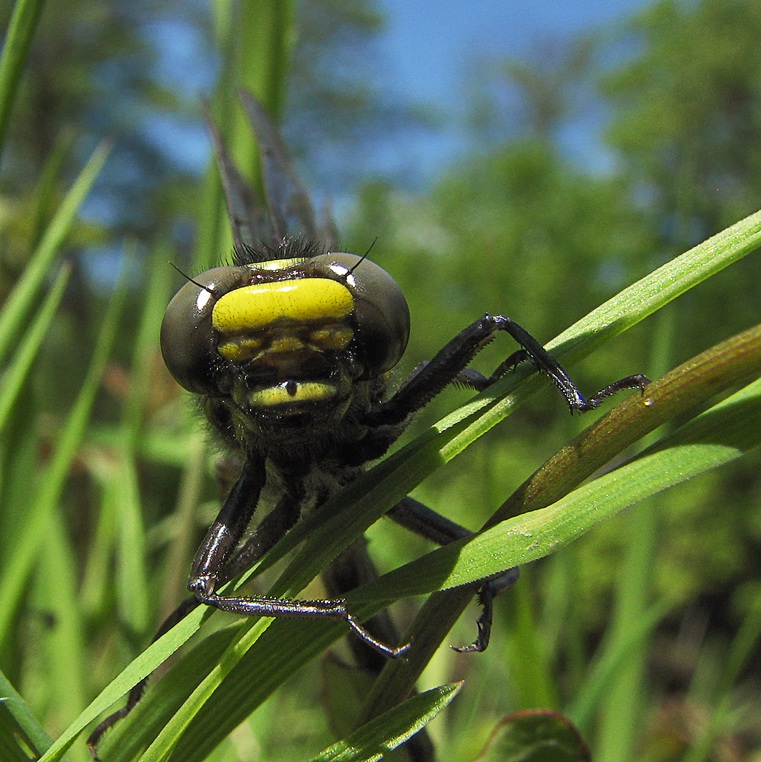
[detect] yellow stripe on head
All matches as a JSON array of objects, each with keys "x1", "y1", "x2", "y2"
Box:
[{"x1": 212, "y1": 278, "x2": 354, "y2": 334}]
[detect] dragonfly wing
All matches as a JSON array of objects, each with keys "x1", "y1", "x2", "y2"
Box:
[
  {"x1": 239, "y1": 89, "x2": 320, "y2": 243},
  {"x1": 318, "y1": 197, "x2": 340, "y2": 252},
  {"x1": 205, "y1": 104, "x2": 273, "y2": 251}
]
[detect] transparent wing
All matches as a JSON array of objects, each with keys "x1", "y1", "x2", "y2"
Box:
[
  {"x1": 239, "y1": 90, "x2": 323, "y2": 245},
  {"x1": 207, "y1": 91, "x2": 339, "y2": 256},
  {"x1": 204, "y1": 103, "x2": 272, "y2": 251}
]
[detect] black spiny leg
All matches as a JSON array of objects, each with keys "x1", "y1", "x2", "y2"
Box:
[
  {"x1": 187, "y1": 459, "x2": 408, "y2": 658},
  {"x1": 388, "y1": 496, "x2": 520, "y2": 653},
  {"x1": 368, "y1": 314, "x2": 649, "y2": 427},
  {"x1": 88, "y1": 456, "x2": 409, "y2": 757}
]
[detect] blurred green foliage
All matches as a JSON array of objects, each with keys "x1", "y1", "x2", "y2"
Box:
[{"x1": 0, "y1": 0, "x2": 760, "y2": 760}]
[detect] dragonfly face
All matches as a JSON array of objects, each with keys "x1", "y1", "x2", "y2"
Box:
[{"x1": 161, "y1": 245, "x2": 411, "y2": 448}]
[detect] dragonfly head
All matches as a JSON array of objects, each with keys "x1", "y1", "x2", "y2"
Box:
[{"x1": 160, "y1": 247, "x2": 410, "y2": 428}]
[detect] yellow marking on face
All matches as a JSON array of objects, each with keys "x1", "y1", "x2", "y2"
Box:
[
  {"x1": 212, "y1": 278, "x2": 354, "y2": 335},
  {"x1": 218, "y1": 336, "x2": 263, "y2": 361},
  {"x1": 249, "y1": 381, "x2": 337, "y2": 407},
  {"x1": 309, "y1": 326, "x2": 354, "y2": 350}
]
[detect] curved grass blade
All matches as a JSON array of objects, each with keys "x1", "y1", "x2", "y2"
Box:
[
  {"x1": 354, "y1": 328, "x2": 761, "y2": 601},
  {"x1": 0, "y1": 668, "x2": 52, "y2": 759},
  {"x1": 310, "y1": 683, "x2": 462, "y2": 762},
  {"x1": 357, "y1": 322, "x2": 761, "y2": 723}
]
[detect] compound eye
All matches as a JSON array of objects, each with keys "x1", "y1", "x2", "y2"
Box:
[
  {"x1": 316, "y1": 253, "x2": 411, "y2": 374},
  {"x1": 160, "y1": 266, "x2": 244, "y2": 394}
]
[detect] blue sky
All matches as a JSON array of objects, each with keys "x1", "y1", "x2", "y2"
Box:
[
  {"x1": 379, "y1": 0, "x2": 646, "y2": 102},
  {"x1": 142, "y1": 1, "x2": 652, "y2": 190},
  {"x1": 368, "y1": 0, "x2": 649, "y2": 182}
]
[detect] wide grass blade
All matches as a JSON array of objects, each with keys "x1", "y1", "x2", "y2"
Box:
[
  {"x1": 356, "y1": 353, "x2": 761, "y2": 600},
  {"x1": 35, "y1": 507, "x2": 89, "y2": 756},
  {"x1": 356, "y1": 320, "x2": 761, "y2": 723}
]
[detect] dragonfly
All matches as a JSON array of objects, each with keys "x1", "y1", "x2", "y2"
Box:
[{"x1": 88, "y1": 90, "x2": 649, "y2": 756}]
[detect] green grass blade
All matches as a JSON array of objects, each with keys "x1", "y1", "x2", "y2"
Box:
[
  {"x1": 435, "y1": 204, "x2": 761, "y2": 467},
  {"x1": 0, "y1": 264, "x2": 127, "y2": 645},
  {"x1": 356, "y1": 322, "x2": 761, "y2": 723},
  {"x1": 548, "y1": 206, "x2": 761, "y2": 355},
  {"x1": 92, "y1": 615, "x2": 339, "y2": 761},
  {"x1": 567, "y1": 600, "x2": 672, "y2": 731},
  {"x1": 357, "y1": 372, "x2": 761, "y2": 603},
  {"x1": 122, "y1": 243, "x2": 174, "y2": 449},
  {"x1": 195, "y1": 0, "x2": 296, "y2": 272},
  {"x1": 110, "y1": 246, "x2": 175, "y2": 633},
  {"x1": 357, "y1": 368, "x2": 761, "y2": 730},
  {"x1": 0, "y1": 264, "x2": 70, "y2": 432},
  {"x1": 0, "y1": 0, "x2": 46, "y2": 157},
  {"x1": 27, "y1": 130, "x2": 77, "y2": 247},
  {"x1": 0, "y1": 140, "x2": 110, "y2": 365},
  {"x1": 138, "y1": 620, "x2": 285, "y2": 762},
  {"x1": 112, "y1": 450, "x2": 149, "y2": 633},
  {"x1": 310, "y1": 683, "x2": 462, "y2": 762},
  {"x1": 225, "y1": 0, "x2": 295, "y2": 181},
  {"x1": 0, "y1": 669, "x2": 52, "y2": 758},
  {"x1": 38, "y1": 610, "x2": 208, "y2": 762},
  {"x1": 594, "y1": 307, "x2": 679, "y2": 761},
  {"x1": 0, "y1": 708, "x2": 38, "y2": 760},
  {"x1": 239, "y1": 0, "x2": 295, "y2": 109},
  {"x1": 504, "y1": 571, "x2": 558, "y2": 709},
  {"x1": 36, "y1": 508, "x2": 89, "y2": 757}
]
